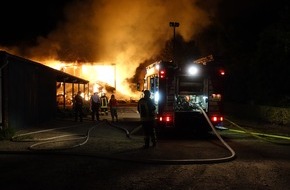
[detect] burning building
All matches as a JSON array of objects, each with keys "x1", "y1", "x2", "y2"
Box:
[{"x1": 0, "y1": 0, "x2": 214, "y2": 131}]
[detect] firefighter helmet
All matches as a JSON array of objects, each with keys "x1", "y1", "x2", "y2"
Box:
[{"x1": 144, "y1": 90, "x2": 150, "y2": 97}]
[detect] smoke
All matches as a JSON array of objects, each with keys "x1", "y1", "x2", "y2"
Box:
[
  {"x1": 1, "y1": 0, "x2": 215, "y2": 98},
  {"x1": 25, "y1": 0, "x2": 211, "y2": 61}
]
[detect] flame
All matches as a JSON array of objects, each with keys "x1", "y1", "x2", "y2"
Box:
[
  {"x1": 1, "y1": 0, "x2": 213, "y2": 102},
  {"x1": 43, "y1": 59, "x2": 141, "y2": 100}
]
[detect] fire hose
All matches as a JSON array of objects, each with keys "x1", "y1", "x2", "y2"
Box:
[
  {"x1": 107, "y1": 104, "x2": 237, "y2": 164},
  {"x1": 8, "y1": 117, "x2": 235, "y2": 164},
  {"x1": 225, "y1": 119, "x2": 290, "y2": 145},
  {"x1": 7, "y1": 109, "x2": 290, "y2": 164},
  {"x1": 11, "y1": 122, "x2": 101, "y2": 151}
]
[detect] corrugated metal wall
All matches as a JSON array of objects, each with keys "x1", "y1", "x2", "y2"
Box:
[
  {"x1": 6, "y1": 55, "x2": 56, "y2": 128},
  {"x1": 0, "y1": 51, "x2": 88, "y2": 129}
]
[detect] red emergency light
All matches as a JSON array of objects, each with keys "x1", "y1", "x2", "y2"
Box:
[
  {"x1": 210, "y1": 116, "x2": 224, "y2": 122},
  {"x1": 159, "y1": 115, "x2": 172, "y2": 122},
  {"x1": 219, "y1": 69, "x2": 225, "y2": 76},
  {"x1": 160, "y1": 70, "x2": 165, "y2": 79}
]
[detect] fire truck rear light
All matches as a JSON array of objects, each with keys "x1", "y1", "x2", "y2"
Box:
[
  {"x1": 211, "y1": 116, "x2": 223, "y2": 122},
  {"x1": 159, "y1": 115, "x2": 172, "y2": 122},
  {"x1": 219, "y1": 69, "x2": 225, "y2": 75},
  {"x1": 165, "y1": 116, "x2": 171, "y2": 122},
  {"x1": 160, "y1": 70, "x2": 165, "y2": 78},
  {"x1": 211, "y1": 94, "x2": 221, "y2": 101}
]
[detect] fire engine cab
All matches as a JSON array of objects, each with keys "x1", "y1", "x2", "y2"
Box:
[{"x1": 142, "y1": 55, "x2": 225, "y2": 133}]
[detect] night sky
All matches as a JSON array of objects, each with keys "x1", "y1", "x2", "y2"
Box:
[
  {"x1": 0, "y1": 0, "x2": 287, "y2": 64},
  {"x1": 0, "y1": 0, "x2": 284, "y2": 47},
  {"x1": 0, "y1": 0, "x2": 71, "y2": 45}
]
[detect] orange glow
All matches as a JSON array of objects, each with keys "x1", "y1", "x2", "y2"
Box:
[
  {"x1": 42, "y1": 59, "x2": 141, "y2": 100},
  {"x1": 0, "y1": 0, "x2": 214, "y2": 102}
]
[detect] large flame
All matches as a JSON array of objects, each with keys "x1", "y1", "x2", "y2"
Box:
[
  {"x1": 0, "y1": 0, "x2": 213, "y2": 100},
  {"x1": 43, "y1": 59, "x2": 140, "y2": 100}
]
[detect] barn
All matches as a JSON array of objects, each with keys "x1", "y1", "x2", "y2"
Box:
[{"x1": 0, "y1": 51, "x2": 89, "y2": 130}]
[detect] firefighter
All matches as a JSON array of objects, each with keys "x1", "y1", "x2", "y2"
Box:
[
  {"x1": 100, "y1": 93, "x2": 109, "y2": 115},
  {"x1": 90, "y1": 92, "x2": 100, "y2": 121},
  {"x1": 137, "y1": 90, "x2": 157, "y2": 148},
  {"x1": 73, "y1": 91, "x2": 83, "y2": 122},
  {"x1": 108, "y1": 94, "x2": 118, "y2": 122}
]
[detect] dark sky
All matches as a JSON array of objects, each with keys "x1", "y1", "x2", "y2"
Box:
[
  {"x1": 0, "y1": 0, "x2": 72, "y2": 45},
  {"x1": 0, "y1": 0, "x2": 284, "y2": 45},
  {"x1": 0, "y1": 0, "x2": 287, "y2": 58}
]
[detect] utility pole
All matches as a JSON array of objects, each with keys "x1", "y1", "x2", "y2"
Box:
[{"x1": 169, "y1": 22, "x2": 180, "y2": 65}]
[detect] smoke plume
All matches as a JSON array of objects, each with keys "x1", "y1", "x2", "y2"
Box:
[
  {"x1": 2, "y1": 0, "x2": 216, "y2": 98},
  {"x1": 29, "y1": 0, "x2": 211, "y2": 61}
]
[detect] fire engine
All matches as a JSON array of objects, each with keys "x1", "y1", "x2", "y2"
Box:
[{"x1": 142, "y1": 55, "x2": 225, "y2": 133}]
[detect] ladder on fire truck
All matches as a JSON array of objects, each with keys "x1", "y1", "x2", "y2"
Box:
[{"x1": 193, "y1": 54, "x2": 214, "y2": 65}]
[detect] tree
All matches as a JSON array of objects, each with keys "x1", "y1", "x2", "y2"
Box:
[{"x1": 251, "y1": 5, "x2": 290, "y2": 106}]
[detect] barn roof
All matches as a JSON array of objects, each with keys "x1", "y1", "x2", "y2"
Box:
[{"x1": 0, "y1": 51, "x2": 89, "y2": 84}]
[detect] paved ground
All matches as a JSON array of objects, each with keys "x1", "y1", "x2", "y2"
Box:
[
  {"x1": 1, "y1": 108, "x2": 290, "y2": 190},
  {"x1": 1, "y1": 108, "x2": 290, "y2": 163}
]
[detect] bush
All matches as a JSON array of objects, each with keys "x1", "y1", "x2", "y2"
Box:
[
  {"x1": 259, "y1": 106, "x2": 290, "y2": 125},
  {"x1": 0, "y1": 127, "x2": 15, "y2": 140},
  {"x1": 225, "y1": 102, "x2": 290, "y2": 126}
]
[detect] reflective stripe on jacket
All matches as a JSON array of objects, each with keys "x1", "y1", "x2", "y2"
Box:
[{"x1": 100, "y1": 96, "x2": 108, "y2": 108}]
